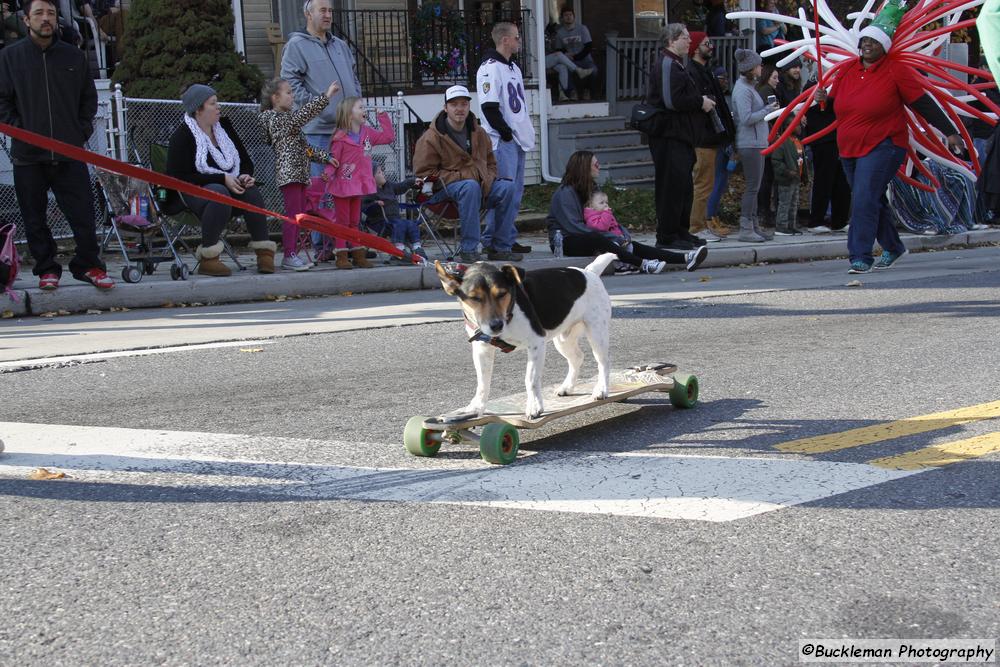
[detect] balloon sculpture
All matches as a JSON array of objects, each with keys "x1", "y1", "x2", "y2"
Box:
[{"x1": 727, "y1": 0, "x2": 1000, "y2": 191}]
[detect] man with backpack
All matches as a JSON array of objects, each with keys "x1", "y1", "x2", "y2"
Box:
[{"x1": 0, "y1": 0, "x2": 113, "y2": 290}]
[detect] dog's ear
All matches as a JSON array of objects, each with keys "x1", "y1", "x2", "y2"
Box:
[
  {"x1": 435, "y1": 260, "x2": 464, "y2": 296},
  {"x1": 501, "y1": 264, "x2": 525, "y2": 288}
]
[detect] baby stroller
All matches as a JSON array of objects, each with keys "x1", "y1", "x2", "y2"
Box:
[{"x1": 95, "y1": 167, "x2": 190, "y2": 282}]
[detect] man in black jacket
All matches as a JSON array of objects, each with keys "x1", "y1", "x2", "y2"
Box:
[
  {"x1": 0, "y1": 0, "x2": 112, "y2": 290},
  {"x1": 686, "y1": 32, "x2": 736, "y2": 241},
  {"x1": 646, "y1": 23, "x2": 716, "y2": 250}
]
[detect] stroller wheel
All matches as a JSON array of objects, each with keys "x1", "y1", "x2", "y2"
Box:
[
  {"x1": 170, "y1": 264, "x2": 191, "y2": 281},
  {"x1": 122, "y1": 266, "x2": 142, "y2": 284}
]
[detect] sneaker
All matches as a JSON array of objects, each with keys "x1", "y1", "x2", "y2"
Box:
[
  {"x1": 834, "y1": 225, "x2": 849, "y2": 233},
  {"x1": 576, "y1": 67, "x2": 595, "y2": 79},
  {"x1": 641, "y1": 258, "x2": 666, "y2": 274},
  {"x1": 80, "y1": 268, "x2": 114, "y2": 290},
  {"x1": 680, "y1": 231, "x2": 707, "y2": 246},
  {"x1": 695, "y1": 229, "x2": 723, "y2": 243},
  {"x1": 656, "y1": 238, "x2": 696, "y2": 251},
  {"x1": 412, "y1": 246, "x2": 429, "y2": 260},
  {"x1": 38, "y1": 273, "x2": 60, "y2": 290},
  {"x1": 457, "y1": 250, "x2": 483, "y2": 263},
  {"x1": 685, "y1": 245, "x2": 708, "y2": 271},
  {"x1": 486, "y1": 249, "x2": 523, "y2": 262},
  {"x1": 613, "y1": 261, "x2": 640, "y2": 274},
  {"x1": 774, "y1": 228, "x2": 795, "y2": 236},
  {"x1": 809, "y1": 225, "x2": 832, "y2": 234},
  {"x1": 557, "y1": 89, "x2": 569, "y2": 103},
  {"x1": 847, "y1": 261, "x2": 872, "y2": 274},
  {"x1": 281, "y1": 254, "x2": 312, "y2": 271},
  {"x1": 873, "y1": 248, "x2": 908, "y2": 270},
  {"x1": 511, "y1": 242, "x2": 532, "y2": 253}
]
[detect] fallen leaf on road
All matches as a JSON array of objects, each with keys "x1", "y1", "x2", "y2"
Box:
[
  {"x1": 109, "y1": 307, "x2": 130, "y2": 312},
  {"x1": 1, "y1": 310, "x2": 13, "y2": 319},
  {"x1": 57, "y1": 310, "x2": 70, "y2": 316},
  {"x1": 39, "y1": 311, "x2": 57, "y2": 318},
  {"x1": 86, "y1": 309, "x2": 102, "y2": 315},
  {"x1": 698, "y1": 276, "x2": 711, "y2": 283},
  {"x1": 189, "y1": 302, "x2": 204, "y2": 307},
  {"x1": 240, "y1": 348, "x2": 264, "y2": 353},
  {"x1": 340, "y1": 291, "x2": 353, "y2": 297},
  {"x1": 29, "y1": 468, "x2": 66, "y2": 480},
  {"x1": 161, "y1": 302, "x2": 175, "y2": 308},
  {"x1": 846, "y1": 280, "x2": 863, "y2": 287}
]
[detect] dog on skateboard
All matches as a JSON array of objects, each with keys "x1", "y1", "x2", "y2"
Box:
[{"x1": 435, "y1": 252, "x2": 617, "y2": 420}]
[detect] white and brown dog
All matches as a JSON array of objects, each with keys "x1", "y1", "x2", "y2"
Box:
[{"x1": 436, "y1": 253, "x2": 617, "y2": 419}]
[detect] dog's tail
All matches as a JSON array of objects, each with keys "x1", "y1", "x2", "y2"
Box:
[{"x1": 584, "y1": 252, "x2": 618, "y2": 276}]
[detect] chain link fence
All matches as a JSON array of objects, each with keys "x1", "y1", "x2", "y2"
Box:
[
  {"x1": 3, "y1": 90, "x2": 406, "y2": 243},
  {"x1": 1, "y1": 97, "x2": 111, "y2": 244}
]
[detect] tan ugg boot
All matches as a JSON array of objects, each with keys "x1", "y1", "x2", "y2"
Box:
[
  {"x1": 195, "y1": 241, "x2": 231, "y2": 277},
  {"x1": 249, "y1": 240, "x2": 277, "y2": 274},
  {"x1": 350, "y1": 247, "x2": 373, "y2": 268},
  {"x1": 335, "y1": 249, "x2": 353, "y2": 270}
]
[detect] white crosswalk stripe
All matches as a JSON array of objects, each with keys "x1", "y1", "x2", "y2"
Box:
[{"x1": 0, "y1": 422, "x2": 918, "y2": 522}]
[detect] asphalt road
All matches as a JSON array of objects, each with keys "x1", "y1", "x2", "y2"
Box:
[{"x1": 2, "y1": 249, "x2": 999, "y2": 665}]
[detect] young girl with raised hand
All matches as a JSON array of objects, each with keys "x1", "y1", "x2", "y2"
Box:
[
  {"x1": 259, "y1": 77, "x2": 341, "y2": 271},
  {"x1": 325, "y1": 97, "x2": 395, "y2": 269}
]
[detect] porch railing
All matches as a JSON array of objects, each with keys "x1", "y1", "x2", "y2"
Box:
[
  {"x1": 331, "y1": 8, "x2": 535, "y2": 94},
  {"x1": 606, "y1": 33, "x2": 751, "y2": 112}
]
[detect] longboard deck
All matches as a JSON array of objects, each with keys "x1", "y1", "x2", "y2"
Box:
[{"x1": 425, "y1": 364, "x2": 678, "y2": 430}]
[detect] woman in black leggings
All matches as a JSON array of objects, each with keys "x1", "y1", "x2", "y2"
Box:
[{"x1": 546, "y1": 151, "x2": 707, "y2": 273}]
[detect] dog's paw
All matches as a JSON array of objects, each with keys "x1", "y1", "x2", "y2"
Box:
[
  {"x1": 461, "y1": 401, "x2": 485, "y2": 418},
  {"x1": 591, "y1": 387, "x2": 609, "y2": 401},
  {"x1": 525, "y1": 395, "x2": 544, "y2": 420}
]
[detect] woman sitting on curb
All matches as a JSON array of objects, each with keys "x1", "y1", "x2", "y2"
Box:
[
  {"x1": 165, "y1": 84, "x2": 276, "y2": 277},
  {"x1": 546, "y1": 151, "x2": 707, "y2": 273}
]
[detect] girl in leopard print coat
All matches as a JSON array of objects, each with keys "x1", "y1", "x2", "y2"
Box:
[{"x1": 260, "y1": 78, "x2": 341, "y2": 270}]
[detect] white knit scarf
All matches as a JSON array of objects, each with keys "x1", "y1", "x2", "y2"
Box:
[{"x1": 184, "y1": 115, "x2": 241, "y2": 177}]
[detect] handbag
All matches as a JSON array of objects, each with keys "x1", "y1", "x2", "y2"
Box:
[{"x1": 629, "y1": 103, "x2": 665, "y2": 135}]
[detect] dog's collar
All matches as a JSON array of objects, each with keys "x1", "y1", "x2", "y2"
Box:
[{"x1": 464, "y1": 315, "x2": 516, "y2": 353}]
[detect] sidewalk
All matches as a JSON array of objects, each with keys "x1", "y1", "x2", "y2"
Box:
[{"x1": 4, "y1": 221, "x2": 1000, "y2": 317}]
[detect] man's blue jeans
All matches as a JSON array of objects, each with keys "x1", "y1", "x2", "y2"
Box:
[
  {"x1": 841, "y1": 138, "x2": 906, "y2": 265},
  {"x1": 430, "y1": 178, "x2": 514, "y2": 253},
  {"x1": 306, "y1": 132, "x2": 332, "y2": 249},
  {"x1": 481, "y1": 139, "x2": 524, "y2": 251},
  {"x1": 707, "y1": 145, "x2": 730, "y2": 219}
]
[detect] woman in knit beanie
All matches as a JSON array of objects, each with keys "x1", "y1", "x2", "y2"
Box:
[{"x1": 729, "y1": 49, "x2": 776, "y2": 242}]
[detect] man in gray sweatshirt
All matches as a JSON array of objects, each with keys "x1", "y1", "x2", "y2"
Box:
[{"x1": 279, "y1": 0, "x2": 362, "y2": 175}]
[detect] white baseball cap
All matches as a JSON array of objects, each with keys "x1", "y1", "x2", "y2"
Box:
[{"x1": 445, "y1": 85, "x2": 472, "y2": 102}]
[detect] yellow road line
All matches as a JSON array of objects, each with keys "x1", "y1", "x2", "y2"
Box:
[
  {"x1": 775, "y1": 400, "x2": 1000, "y2": 454},
  {"x1": 869, "y1": 431, "x2": 1000, "y2": 470}
]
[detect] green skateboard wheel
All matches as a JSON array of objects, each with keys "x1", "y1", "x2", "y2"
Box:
[
  {"x1": 479, "y1": 423, "x2": 520, "y2": 465},
  {"x1": 669, "y1": 374, "x2": 699, "y2": 409},
  {"x1": 403, "y1": 415, "x2": 442, "y2": 457}
]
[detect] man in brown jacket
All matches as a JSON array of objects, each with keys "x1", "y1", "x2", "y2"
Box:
[{"x1": 412, "y1": 85, "x2": 518, "y2": 262}]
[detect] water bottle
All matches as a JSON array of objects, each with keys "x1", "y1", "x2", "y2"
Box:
[
  {"x1": 552, "y1": 229, "x2": 564, "y2": 258},
  {"x1": 139, "y1": 194, "x2": 149, "y2": 221}
]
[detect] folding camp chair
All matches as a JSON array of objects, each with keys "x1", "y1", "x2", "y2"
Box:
[
  {"x1": 148, "y1": 143, "x2": 246, "y2": 271},
  {"x1": 403, "y1": 178, "x2": 491, "y2": 260},
  {"x1": 95, "y1": 168, "x2": 190, "y2": 282}
]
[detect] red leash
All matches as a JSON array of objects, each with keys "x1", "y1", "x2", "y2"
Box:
[{"x1": 0, "y1": 122, "x2": 414, "y2": 262}]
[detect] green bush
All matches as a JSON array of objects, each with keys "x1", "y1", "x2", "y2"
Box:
[{"x1": 113, "y1": 0, "x2": 263, "y2": 102}]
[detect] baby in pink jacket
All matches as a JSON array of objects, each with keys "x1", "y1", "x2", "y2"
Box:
[
  {"x1": 321, "y1": 96, "x2": 395, "y2": 268},
  {"x1": 583, "y1": 192, "x2": 625, "y2": 236}
]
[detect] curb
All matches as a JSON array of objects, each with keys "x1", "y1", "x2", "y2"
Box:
[{"x1": 8, "y1": 230, "x2": 1000, "y2": 317}]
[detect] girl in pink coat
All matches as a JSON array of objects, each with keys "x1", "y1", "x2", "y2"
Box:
[{"x1": 324, "y1": 97, "x2": 395, "y2": 269}]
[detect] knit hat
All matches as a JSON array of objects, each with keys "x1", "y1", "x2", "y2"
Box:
[
  {"x1": 181, "y1": 84, "x2": 216, "y2": 115},
  {"x1": 735, "y1": 48, "x2": 762, "y2": 73},
  {"x1": 688, "y1": 31, "x2": 707, "y2": 57},
  {"x1": 858, "y1": 0, "x2": 907, "y2": 52}
]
